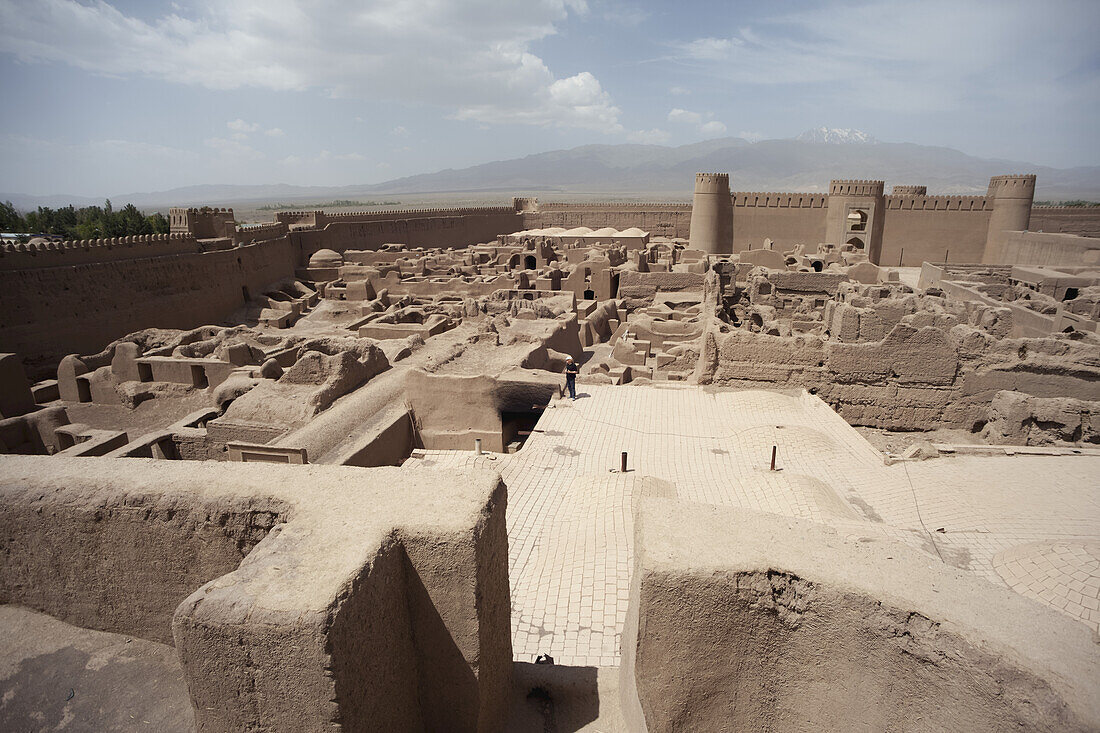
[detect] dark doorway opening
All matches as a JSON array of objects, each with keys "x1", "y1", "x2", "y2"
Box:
[
  {"x1": 501, "y1": 409, "x2": 544, "y2": 453},
  {"x1": 525, "y1": 255, "x2": 537, "y2": 269},
  {"x1": 190, "y1": 365, "x2": 209, "y2": 389},
  {"x1": 1063, "y1": 287, "x2": 1079, "y2": 301},
  {"x1": 583, "y1": 289, "x2": 595, "y2": 300},
  {"x1": 811, "y1": 260, "x2": 823, "y2": 272}
]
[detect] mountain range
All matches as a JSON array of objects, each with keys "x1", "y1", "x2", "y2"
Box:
[{"x1": 5, "y1": 129, "x2": 1099, "y2": 210}]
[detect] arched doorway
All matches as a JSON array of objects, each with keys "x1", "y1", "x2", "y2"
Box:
[
  {"x1": 846, "y1": 237, "x2": 864, "y2": 249},
  {"x1": 525, "y1": 255, "x2": 537, "y2": 270}
]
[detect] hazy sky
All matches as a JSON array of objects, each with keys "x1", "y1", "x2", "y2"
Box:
[{"x1": 1, "y1": 0, "x2": 1098, "y2": 196}]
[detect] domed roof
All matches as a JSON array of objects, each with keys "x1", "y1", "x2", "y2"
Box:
[
  {"x1": 589, "y1": 227, "x2": 618, "y2": 237},
  {"x1": 561, "y1": 227, "x2": 593, "y2": 236},
  {"x1": 309, "y1": 248, "x2": 343, "y2": 267}
]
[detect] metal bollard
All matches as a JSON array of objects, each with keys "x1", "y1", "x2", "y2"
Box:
[
  {"x1": 475, "y1": 438, "x2": 482, "y2": 455},
  {"x1": 621, "y1": 451, "x2": 628, "y2": 473},
  {"x1": 770, "y1": 445, "x2": 777, "y2": 471}
]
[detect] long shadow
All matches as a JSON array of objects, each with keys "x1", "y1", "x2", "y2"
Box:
[{"x1": 507, "y1": 662, "x2": 601, "y2": 733}]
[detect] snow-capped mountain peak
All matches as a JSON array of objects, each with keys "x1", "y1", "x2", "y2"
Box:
[{"x1": 796, "y1": 127, "x2": 878, "y2": 144}]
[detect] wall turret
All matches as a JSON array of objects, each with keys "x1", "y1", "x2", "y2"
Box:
[
  {"x1": 983, "y1": 174, "x2": 1036, "y2": 263},
  {"x1": 826, "y1": 180, "x2": 885, "y2": 262},
  {"x1": 688, "y1": 173, "x2": 733, "y2": 254}
]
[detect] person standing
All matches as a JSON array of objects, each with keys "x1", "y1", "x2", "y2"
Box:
[{"x1": 564, "y1": 355, "x2": 579, "y2": 400}]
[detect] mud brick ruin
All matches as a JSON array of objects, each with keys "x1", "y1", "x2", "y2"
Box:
[{"x1": 1, "y1": 173, "x2": 1098, "y2": 731}]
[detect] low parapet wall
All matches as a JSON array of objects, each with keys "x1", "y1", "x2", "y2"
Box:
[
  {"x1": 290, "y1": 208, "x2": 522, "y2": 260},
  {"x1": 0, "y1": 235, "x2": 300, "y2": 378},
  {"x1": 0, "y1": 456, "x2": 512, "y2": 732},
  {"x1": 1030, "y1": 206, "x2": 1100, "y2": 238},
  {"x1": 0, "y1": 233, "x2": 200, "y2": 271},
  {"x1": 621, "y1": 499, "x2": 1100, "y2": 732},
  {"x1": 988, "y1": 230, "x2": 1100, "y2": 267}
]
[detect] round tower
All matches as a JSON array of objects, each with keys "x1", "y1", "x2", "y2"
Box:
[
  {"x1": 689, "y1": 173, "x2": 733, "y2": 254},
  {"x1": 982, "y1": 174, "x2": 1036, "y2": 263}
]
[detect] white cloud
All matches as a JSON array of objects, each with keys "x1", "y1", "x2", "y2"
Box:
[
  {"x1": 671, "y1": 0, "x2": 1100, "y2": 114},
  {"x1": 204, "y1": 136, "x2": 264, "y2": 159},
  {"x1": 669, "y1": 86, "x2": 690, "y2": 96},
  {"x1": 227, "y1": 118, "x2": 260, "y2": 133},
  {"x1": 0, "y1": 0, "x2": 626, "y2": 133},
  {"x1": 668, "y1": 108, "x2": 726, "y2": 138},
  {"x1": 391, "y1": 126, "x2": 409, "y2": 136},
  {"x1": 281, "y1": 150, "x2": 364, "y2": 165},
  {"x1": 681, "y1": 37, "x2": 736, "y2": 61},
  {"x1": 667, "y1": 108, "x2": 702, "y2": 125},
  {"x1": 627, "y1": 128, "x2": 670, "y2": 144},
  {"x1": 226, "y1": 119, "x2": 283, "y2": 139}
]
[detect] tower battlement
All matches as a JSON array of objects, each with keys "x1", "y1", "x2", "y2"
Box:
[
  {"x1": 694, "y1": 173, "x2": 731, "y2": 195},
  {"x1": 987, "y1": 174, "x2": 1037, "y2": 198},
  {"x1": 829, "y1": 180, "x2": 885, "y2": 197}
]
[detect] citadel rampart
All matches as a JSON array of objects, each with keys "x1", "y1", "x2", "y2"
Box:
[
  {"x1": 519, "y1": 202, "x2": 693, "y2": 239},
  {"x1": 288, "y1": 207, "x2": 520, "y2": 262},
  {"x1": 1, "y1": 174, "x2": 1096, "y2": 379},
  {"x1": 0, "y1": 235, "x2": 299, "y2": 376}
]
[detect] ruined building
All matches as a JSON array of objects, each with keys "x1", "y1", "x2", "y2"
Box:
[{"x1": 0, "y1": 172, "x2": 1097, "y2": 731}]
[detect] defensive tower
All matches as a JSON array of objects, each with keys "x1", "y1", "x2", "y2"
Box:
[
  {"x1": 982, "y1": 174, "x2": 1037, "y2": 263},
  {"x1": 689, "y1": 173, "x2": 733, "y2": 254},
  {"x1": 825, "y1": 180, "x2": 885, "y2": 262}
]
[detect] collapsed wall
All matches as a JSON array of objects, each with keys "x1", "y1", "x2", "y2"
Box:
[{"x1": 697, "y1": 269, "x2": 1100, "y2": 432}]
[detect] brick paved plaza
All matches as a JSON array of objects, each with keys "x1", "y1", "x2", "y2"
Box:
[{"x1": 407, "y1": 385, "x2": 1100, "y2": 666}]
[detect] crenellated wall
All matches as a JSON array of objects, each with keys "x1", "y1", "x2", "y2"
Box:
[
  {"x1": 0, "y1": 236, "x2": 300, "y2": 377},
  {"x1": 520, "y1": 203, "x2": 693, "y2": 239},
  {"x1": 1029, "y1": 207, "x2": 1100, "y2": 238},
  {"x1": 732, "y1": 193, "x2": 828, "y2": 251},
  {"x1": 0, "y1": 233, "x2": 200, "y2": 271},
  {"x1": 291, "y1": 208, "x2": 521, "y2": 261},
  {"x1": 879, "y1": 196, "x2": 993, "y2": 266}
]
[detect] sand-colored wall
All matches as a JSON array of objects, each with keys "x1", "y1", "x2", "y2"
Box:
[
  {"x1": 522, "y1": 204, "x2": 693, "y2": 239},
  {"x1": 0, "y1": 456, "x2": 513, "y2": 732},
  {"x1": 0, "y1": 236, "x2": 299, "y2": 377},
  {"x1": 292, "y1": 208, "x2": 521, "y2": 261},
  {"x1": 879, "y1": 201, "x2": 992, "y2": 266},
  {"x1": 732, "y1": 195, "x2": 828, "y2": 251},
  {"x1": 0, "y1": 478, "x2": 287, "y2": 645},
  {"x1": 1029, "y1": 207, "x2": 1100, "y2": 237},
  {"x1": 987, "y1": 231, "x2": 1100, "y2": 267},
  {"x1": 621, "y1": 499, "x2": 1100, "y2": 732}
]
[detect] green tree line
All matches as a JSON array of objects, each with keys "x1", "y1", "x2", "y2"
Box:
[{"x1": 0, "y1": 200, "x2": 170, "y2": 241}]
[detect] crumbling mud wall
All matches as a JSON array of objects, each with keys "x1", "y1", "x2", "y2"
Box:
[
  {"x1": 0, "y1": 236, "x2": 299, "y2": 377},
  {"x1": 0, "y1": 456, "x2": 513, "y2": 733},
  {"x1": 620, "y1": 499, "x2": 1100, "y2": 732},
  {"x1": 291, "y1": 208, "x2": 521, "y2": 261},
  {"x1": 405, "y1": 368, "x2": 561, "y2": 452},
  {"x1": 0, "y1": 477, "x2": 288, "y2": 644},
  {"x1": 1029, "y1": 206, "x2": 1100, "y2": 238}
]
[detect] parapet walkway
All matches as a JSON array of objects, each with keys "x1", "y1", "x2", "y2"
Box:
[{"x1": 407, "y1": 384, "x2": 1100, "y2": 667}]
